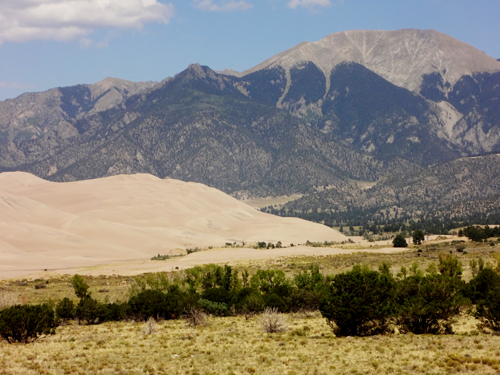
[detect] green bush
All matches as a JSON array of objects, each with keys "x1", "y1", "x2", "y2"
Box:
[
  {"x1": 72, "y1": 275, "x2": 91, "y2": 299},
  {"x1": 394, "y1": 274, "x2": 469, "y2": 334},
  {"x1": 101, "y1": 302, "x2": 129, "y2": 322},
  {"x1": 392, "y1": 233, "x2": 408, "y2": 248},
  {"x1": 198, "y1": 298, "x2": 228, "y2": 316},
  {"x1": 438, "y1": 253, "x2": 463, "y2": 279},
  {"x1": 475, "y1": 286, "x2": 500, "y2": 332},
  {"x1": 56, "y1": 297, "x2": 75, "y2": 321},
  {"x1": 75, "y1": 296, "x2": 103, "y2": 325},
  {"x1": 128, "y1": 290, "x2": 167, "y2": 321},
  {"x1": 464, "y1": 268, "x2": 500, "y2": 303},
  {"x1": 413, "y1": 230, "x2": 425, "y2": 245},
  {"x1": 232, "y1": 288, "x2": 265, "y2": 314},
  {"x1": 264, "y1": 293, "x2": 287, "y2": 312},
  {"x1": 0, "y1": 304, "x2": 58, "y2": 343},
  {"x1": 319, "y1": 266, "x2": 395, "y2": 336}
]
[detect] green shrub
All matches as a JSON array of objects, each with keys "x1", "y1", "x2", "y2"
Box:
[
  {"x1": 413, "y1": 230, "x2": 425, "y2": 245},
  {"x1": 128, "y1": 290, "x2": 167, "y2": 321},
  {"x1": 75, "y1": 296, "x2": 103, "y2": 325},
  {"x1": 56, "y1": 297, "x2": 75, "y2": 321},
  {"x1": 0, "y1": 304, "x2": 58, "y2": 343},
  {"x1": 232, "y1": 288, "x2": 265, "y2": 314},
  {"x1": 438, "y1": 253, "x2": 463, "y2": 279},
  {"x1": 319, "y1": 266, "x2": 394, "y2": 336},
  {"x1": 201, "y1": 287, "x2": 232, "y2": 304},
  {"x1": 72, "y1": 275, "x2": 91, "y2": 299},
  {"x1": 393, "y1": 234, "x2": 408, "y2": 248},
  {"x1": 198, "y1": 298, "x2": 228, "y2": 316},
  {"x1": 264, "y1": 293, "x2": 287, "y2": 312},
  {"x1": 475, "y1": 286, "x2": 500, "y2": 332},
  {"x1": 394, "y1": 274, "x2": 469, "y2": 334},
  {"x1": 465, "y1": 268, "x2": 500, "y2": 303},
  {"x1": 101, "y1": 302, "x2": 129, "y2": 322}
]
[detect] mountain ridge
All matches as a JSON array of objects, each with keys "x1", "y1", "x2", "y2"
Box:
[
  {"x1": 1, "y1": 29, "x2": 500, "y2": 224},
  {"x1": 226, "y1": 29, "x2": 500, "y2": 93}
]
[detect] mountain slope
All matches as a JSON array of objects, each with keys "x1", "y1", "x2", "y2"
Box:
[
  {"x1": 1, "y1": 64, "x2": 415, "y2": 197},
  {"x1": 270, "y1": 153, "x2": 500, "y2": 224},
  {"x1": 0, "y1": 77, "x2": 158, "y2": 147},
  {"x1": 227, "y1": 29, "x2": 500, "y2": 157},
  {"x1": 230, "y1": 29, "x2": 500, "y2": 93},
  {"x1": 0, "y1": 29, "x2": 499, "y2": 211}
]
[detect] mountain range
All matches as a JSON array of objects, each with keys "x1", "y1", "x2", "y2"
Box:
[{"x1": 1, "y1": 29, "x2": 500, "y2": 224}]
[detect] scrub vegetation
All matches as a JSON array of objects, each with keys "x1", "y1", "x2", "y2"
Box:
[{"x1": 1, "y1": 239, "x2": 500, "y2": 374}]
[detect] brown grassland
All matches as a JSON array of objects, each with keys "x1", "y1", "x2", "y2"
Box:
[{"x1": 1, "y1": 240, "x2": 500, "y2": 375}]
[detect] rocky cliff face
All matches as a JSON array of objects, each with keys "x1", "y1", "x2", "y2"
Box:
[{"x1": 225, "y1": 29, "x2": 500, "y2": 156}]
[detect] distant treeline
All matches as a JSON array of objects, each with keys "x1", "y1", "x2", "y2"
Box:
[
  {"x1": 261, "y1": 206, "x2": 500, "y2": 235},
  {"x1": 2, "y1": 252, "x2": 500, "y2": 342}
]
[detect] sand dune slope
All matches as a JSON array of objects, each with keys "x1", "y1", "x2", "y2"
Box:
[{"x1": 0, "y1": 172, "x2": 346, "y2": 277}]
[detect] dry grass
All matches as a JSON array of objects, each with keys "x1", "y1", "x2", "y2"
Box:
[
  {"x1": 0, "y1": 241, "x2": 500, "y2": 374},
  {"x1": 0, "y1": 289, "x2": 19, "y2": 310},
  {"x1": 259, "y1": 307, "x2": 288, "y2": 333},
  {"x1": 0, "y1": 274, "x2": 135, "y2": 307},
  {"x1": 141, "y1": 317, "x2": 158, "y2": 335},
  {"x1": 2, "y1": 314, "x2": 500, "y2": 374},
  {"x1": 236, "y1": 241, "x2": 499, "y2": 281},
  {"x1": 185, "y1": 308, "x2": 209, "y2": 327}
]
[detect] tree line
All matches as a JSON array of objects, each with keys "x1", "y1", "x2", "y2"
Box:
[{"x1": 2, "y1": 254, "x2": 500, "y2": 343}]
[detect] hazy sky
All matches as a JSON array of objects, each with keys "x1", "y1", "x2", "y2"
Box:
[{"x1": 1, "y1": 0, "x2": 499, "y2": 100}]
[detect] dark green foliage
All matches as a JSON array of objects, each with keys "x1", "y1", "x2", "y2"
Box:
[
  {"x1": 75, "y1": 296, "x2": 103, "y2": 325},
  {"x1": 183, "y1": 264, "x2": 234, "y2": 293},
  {"x1": 56, "y1": 297, "x2": 75, "y2": 321},
  {"x1": 393, "y1": 233, "x2": 408, "y2": 248},
  {"x1": 250, "y1": 269, "x2": 292, "y2": 296},
  {"x1": 264, "y1": 294, "x2": 287, "y2": 312},
  {"x1": 232, "y1": 287, "x2": 265, "y2": 314},
  {"x1": 201, "y1": 287, "x2": 232, "y2": 304},
  {"x1": 319, "y1": 266, "x2": 394, "y2": 336},
  {"x1": 197, "y1": 299, "x2": 228, "y2": 316},
  {"x1": 464, "y1": 268, "x2": 500, "y2": 304},
  {"x1": 463, "y1": 225, "x2": 500, "y2": 242},
  {"x1": 72, "y1": 274, "x2": 91, "y2": 299},
  {"x1": 290, "y1": 264, "x2": 327, "y2": 311},
  {"x1": 394, "y1": 274, "x2": 469, "y2": 334},
  {"x1": 100, "y1": 303, "x2": 129, "y2": 322},
  {"x1": 128, "y1": 290, "x2": 167, "y2": 321},
  {"x1": 413, "y1": 230, "x2": 425, "y2": 245},
  {"x1": 475, "y1": 286, "x2": 500, "y2": 332},
  {"x1": 128, "y1": 286, "x2": 193, "y2": 321},
  {"x1": 0, "y1": 304, "x2": 58, "y2": 343}
]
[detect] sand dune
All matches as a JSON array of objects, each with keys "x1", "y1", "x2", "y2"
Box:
[{"x1": 0, "y1": 172, "x2": 346, "y2": 278}]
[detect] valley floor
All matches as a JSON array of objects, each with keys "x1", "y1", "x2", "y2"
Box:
[{"x1": 1, "y1": 314, "x2": 500, "y2": 375}]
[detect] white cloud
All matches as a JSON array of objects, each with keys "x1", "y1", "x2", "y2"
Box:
[
  {"x1": 192, "y1": 0, "x2": 253, "y2": 12},
  {"x1": 287, "y1": 0, "x2": 332, "y2": 9},
  {"x1": 0, "y1": 0, "x2": 175, "y2": 44}
]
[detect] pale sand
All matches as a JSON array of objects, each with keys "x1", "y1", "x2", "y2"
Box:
[
  {"x1": 43, "y1": 246, "x2": 407, "y2": 279},
  {"x1": 0, "y1": 172, "x2": 353, "y2": 279}
]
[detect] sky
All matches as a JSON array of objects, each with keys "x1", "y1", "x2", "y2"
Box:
[{"x1": 1, "y1": 0, "x2": 499, "y2": 101}]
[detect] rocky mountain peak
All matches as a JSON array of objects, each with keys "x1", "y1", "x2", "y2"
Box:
[{"x1": 233, "y1": 29, "x2": 500, "y2": 93}]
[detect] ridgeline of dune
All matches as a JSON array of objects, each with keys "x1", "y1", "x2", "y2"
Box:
[{"x1": 0, "y1": 172, "x2": 346, "y2": 277}]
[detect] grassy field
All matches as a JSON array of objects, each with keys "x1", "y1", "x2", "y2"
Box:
[
  {"x1": 1, "y1": 240, "x2": 500, "y2": 375},
  {"x1": 1, "y1": 313, "x2": 500, "y2": 375}
]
